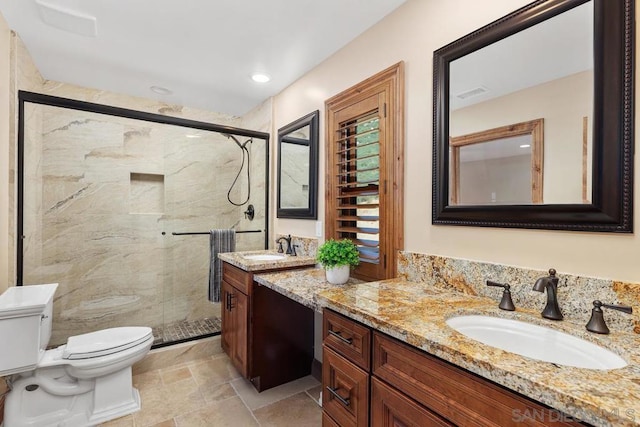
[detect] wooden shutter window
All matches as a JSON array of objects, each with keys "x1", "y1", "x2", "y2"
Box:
[
  {"x1": 325, "y1": 62, "x2": 404, "y2": 282},
  {"x1": 335, "y1": 112, "x2": 381, "y2": 266}
]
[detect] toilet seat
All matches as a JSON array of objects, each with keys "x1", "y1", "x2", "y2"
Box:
[{"x1": 63, "y1": 327, "x2": 153, "y2": 360}]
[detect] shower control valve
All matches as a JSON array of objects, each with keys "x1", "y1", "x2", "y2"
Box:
[{"x1": 244, "y1": 204, "x2": 255, "y2": 221}]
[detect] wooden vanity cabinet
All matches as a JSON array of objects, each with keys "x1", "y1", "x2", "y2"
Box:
[
  {"x1": 322, "y1": 309, "x2": 584, "y2": 427},
  {"x1": 371, "y1": 377, "x2": 453, "y2": 427},
  {"x1": 220, "y1": 279, "x2": 249, "y2": 377},
  {"x1": 221, "y1": 262, "x2": 314, "y2": 392}
]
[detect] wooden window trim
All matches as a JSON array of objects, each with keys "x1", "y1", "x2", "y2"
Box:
[
  {"x1": 325, "y1": 62, "x2": 404, "y2": 280},
  {"x1": 450, "y1": 118, "x2": 544, "y2": 204}
]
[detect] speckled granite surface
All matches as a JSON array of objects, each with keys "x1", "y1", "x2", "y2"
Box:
[
  {"x1": 398, "y1": 251, "x2": 640, "y2": 334},
  {"x1": 224, "y1": 249, "x2": 640, "y2": 425},
  {"x1": 316, "y1": 279, "x2": 640, "y2": 427},
  {"x1": 217, "y1": 250, "x2": 316, "y2": 272},
  {"x1": 254, "y1": 267, "x2": 362, "y2": 312}
]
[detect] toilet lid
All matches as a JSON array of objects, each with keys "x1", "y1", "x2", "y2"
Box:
[{"x1": 63, "y1": 327, "x2": 153, "y2": 360}]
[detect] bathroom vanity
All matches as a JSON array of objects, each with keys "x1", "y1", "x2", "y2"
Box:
[
  {"x1": 218, "y1": 251, "x2": 317, "y2": 392},
  {"x1": 322, "y1": 308, "x2": 583, "y2": 426}
]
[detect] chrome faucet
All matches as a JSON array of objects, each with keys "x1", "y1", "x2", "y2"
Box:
[
  {"x1": 276, "y1": 234, "x2": 293, "y2": 255},
  {"x1": 532, "y1": 268, "x2": 563, "y2": 320}
]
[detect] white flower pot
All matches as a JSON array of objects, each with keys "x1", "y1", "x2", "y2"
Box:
[{"x1": 325, "y1": 265, "x2": 350, "y2": 285}]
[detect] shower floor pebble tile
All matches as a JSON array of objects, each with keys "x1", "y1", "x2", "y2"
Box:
[
  {"x1": 100, "y1": 353, "x2": 321, "y2": 427},
  {"x1": 152, "y1": 318, "x2": 222, "y2": 346}
]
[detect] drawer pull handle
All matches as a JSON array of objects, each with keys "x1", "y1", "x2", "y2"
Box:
[
  {"x1": 229, "y1": 293, "x2": 236, "y2": 311},
  {"x1": 326, "y1": 386, "x2": 350, "y2": 407},
  {"x1": 328, "y1": 330, "x2": 353, "y2": 345}
]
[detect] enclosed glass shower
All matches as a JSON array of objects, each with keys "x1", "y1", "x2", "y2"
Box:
[{"x1": 18, "y1": 92, "x2": 268, "y2": 347}]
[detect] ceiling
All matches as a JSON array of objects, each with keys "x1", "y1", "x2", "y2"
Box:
[
  {"x1": 0, "y1": 0, "x2": 406, "y2": 116},
  {"x1": 450, "y1": 1, "x2": 593, "y2": 110}
]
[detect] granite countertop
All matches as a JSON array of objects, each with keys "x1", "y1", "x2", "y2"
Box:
[
  {"x1": 253, "y1": 267, "x2": 362, "y2": 312},
  {"x1": 217, "y1": 250, "x2": 317, "y2": 272},
  {"x1": 314, "y1": 279, "x2": 640, "y2": 427}
]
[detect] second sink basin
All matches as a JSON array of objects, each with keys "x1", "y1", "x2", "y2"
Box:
[
  {"x1": 446, "y1": 315, "x2": 626, "y2": 370},
  {"x1": 242, "y1": 254, "x2": 286, "y2": 261}
]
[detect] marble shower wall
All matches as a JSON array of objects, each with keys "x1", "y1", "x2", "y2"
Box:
[
  {"x1": 22, "y1": 104, "x2": 267, "y2": 346},
  {"x1": 397, "y1": 251, "x2": 640, "y2": 335}
]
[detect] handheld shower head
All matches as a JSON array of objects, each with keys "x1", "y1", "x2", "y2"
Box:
[
  {"x1": 223, "y1": 132, "x2": 253, "y2": 206},
  {"x1": 221, "y1": 133, "x2": 243, "y2": 149}
]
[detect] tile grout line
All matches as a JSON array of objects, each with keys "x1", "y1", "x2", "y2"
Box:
[{"x1": 229, "y1": 380, "x2": 262, "y2": 426}]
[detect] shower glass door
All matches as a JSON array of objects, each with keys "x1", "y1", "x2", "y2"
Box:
[{"x1": 19, "y1": 93, "x2": 268, "y2": 347}]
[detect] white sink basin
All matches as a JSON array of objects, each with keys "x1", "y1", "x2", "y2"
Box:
[
  {"x1": 446, "y1": 315, "x2": 626, "y2": 370},
  {"x1": 242, "y1": 254, "x2": 286, "y2": 261}
]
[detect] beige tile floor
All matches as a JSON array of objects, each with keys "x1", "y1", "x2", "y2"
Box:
[{"x1": 101, "y1": 353, "x2": 322, "y2": 427}]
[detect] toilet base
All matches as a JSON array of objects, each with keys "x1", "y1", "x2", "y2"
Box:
[{"x1": 5, "y1": 367, "x2": 142, "y2": 427}]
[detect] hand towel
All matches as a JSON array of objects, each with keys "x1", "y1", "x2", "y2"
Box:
[{"x1": 208, "y1": 229, "x2": 236, "y2": 302}]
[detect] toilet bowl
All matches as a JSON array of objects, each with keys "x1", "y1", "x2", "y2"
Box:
[{"x1": 0, "y1": 284, "x2": 154, "y2": 427}]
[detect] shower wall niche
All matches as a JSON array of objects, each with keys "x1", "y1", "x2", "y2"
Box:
[{"x1": 18, "y1": 92, "x2": 269, "y2": 347}]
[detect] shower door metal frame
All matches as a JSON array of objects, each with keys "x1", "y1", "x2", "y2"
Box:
[{"x1": 16, "y1": 90, "x2": 270, "y2": 286}]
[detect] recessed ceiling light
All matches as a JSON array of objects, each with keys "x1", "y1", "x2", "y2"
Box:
[
  {"x1": 150, "y1": 85, "x2": 172, "y2": 95},
  {"x1": 520, "y1": 144, "x2": 531, "y2": 148},
  {"x1": 251, "y1": 73, "x2": 271, "y2": 83},
  {"x1": 185, "y1": 134, "x2": 201, "y2": 139}
]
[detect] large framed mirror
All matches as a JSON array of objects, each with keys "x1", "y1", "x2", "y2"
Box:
[
  {"x1": 433, "y1": 0, "x2": 634, "y2": 232},
  {"x1": 277, "y1": 110, "x2": 319, "y2": 219}
]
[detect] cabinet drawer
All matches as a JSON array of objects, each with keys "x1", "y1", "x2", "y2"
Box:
[
  {"x1": 371, "y1": 377, "x2": 454, "y2": 427},
  {"x1": 322, "y1": 411, "x2": 340, "y2": 427},
  {"x1": 372, "y1": 332, "x2": 581, "y2": 427},
  {"x1": 323, "y1": 309, "x2": 371, "y2": 370},
  {"x1": 222, "y1": 262, "x2": 252, "y2": 295},
  {"x1": 322, "y1": 345, "x2": 369, "y2": 427}
]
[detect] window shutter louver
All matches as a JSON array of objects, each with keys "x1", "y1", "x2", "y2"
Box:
[{"x1": 335, "y1": 111, "x2": 381, "y2": 268}]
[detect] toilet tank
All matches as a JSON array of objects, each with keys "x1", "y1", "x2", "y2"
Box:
[{"x1": 0, "y1": 283, "x2": 58, "y2": 376}]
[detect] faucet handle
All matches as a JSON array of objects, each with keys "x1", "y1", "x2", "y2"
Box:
[
  {"x1": 276, "y1": 240, "x2": 284, "y2": 253},
  {"x1": 586, "y1": 300, "x2": 633, "y2": 334},
  {"x1": 291, "y1": 244, "x2": 299, "y2": 256},
  {"x1": 486, "y1": 280, "x2": 516, "y2": 311}
]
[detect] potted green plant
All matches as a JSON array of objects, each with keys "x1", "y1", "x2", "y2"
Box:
[{"x1": 317, "y1": 239, "x2": 360, "y2": 285}]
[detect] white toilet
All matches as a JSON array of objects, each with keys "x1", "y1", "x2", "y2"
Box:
[{"x1": 0, "y1": 283, "x2": 154, "y2": 427}]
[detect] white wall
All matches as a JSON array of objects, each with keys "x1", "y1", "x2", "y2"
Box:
[
  {"x1": 272, "y1": 0, "x2": 640, "y2": 283},
  {"x1": 451, "y1": 70, "x2": 593, "y2": 204},
  {"x1": 0, "y1": 12, "x2": 10, "y2": 293}
]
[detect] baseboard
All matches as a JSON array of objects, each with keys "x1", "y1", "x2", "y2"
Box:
[{"x1": 311, "y1": 358, "x2": 322, "y2": 382}]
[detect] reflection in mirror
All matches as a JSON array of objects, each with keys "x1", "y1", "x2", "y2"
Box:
[
  {"x1": 433, "y1": 0, "x2": 634, "y2": 232},
  {"x1": 449, "y1": 2, "x2": 592, "y2": 205},
  {"x1": 450, "y1": 119, "x2": 543, "y2": 205},
  {"x1": 277, "y1": 111, "x2": 319, "y2": 219},
  {"x1": 280, "y1": 125, "x2": 311, "y2": 209}
]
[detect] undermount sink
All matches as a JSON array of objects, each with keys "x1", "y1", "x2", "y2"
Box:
[
  {"x1": 242, "y1": 254, "x2": 286, "y2": 261},
  {"x1": 446, "y1": 315, "x2": 627, "y2": 370}
]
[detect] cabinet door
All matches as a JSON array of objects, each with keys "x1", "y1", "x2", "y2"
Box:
[
  {"x1": 373, "y1": 332, "x2": 583, "y2": 427},
  {"x1": 230, "y1": 287, "x2": 249, "y2": 378},
  {"x1": 371, "y1": 377, "x2": 454, "y2": 427},
  {"x1": 322, "y1": 345, "x2": 369, "y2": 427},
  {"x1": 220, "y1": 281, "x2": 233, "y2": 355}
]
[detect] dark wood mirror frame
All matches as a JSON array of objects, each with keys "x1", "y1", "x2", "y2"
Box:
[
  {"x1": 277, "y1": 110, "x2": 319, "y2": 219},
  {"x1": 433, "y1": 0, "x2": 634, "y2": 232}
]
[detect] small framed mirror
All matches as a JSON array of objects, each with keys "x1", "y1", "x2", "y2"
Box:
[{"x1": 277, "y1": 110, "x2": 319, "y2": 219}]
